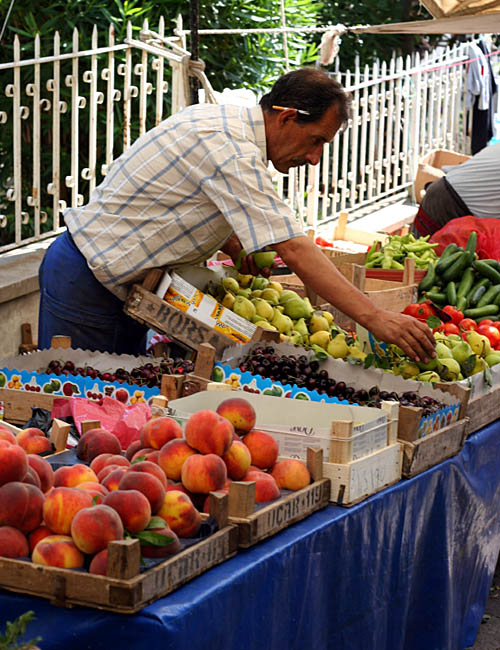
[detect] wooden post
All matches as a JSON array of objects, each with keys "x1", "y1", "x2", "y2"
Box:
[
  {"x1": 150, "y1": 395, "x2": 169, "y2": 419},
  {"x1": 208, "y1": 491, "x2": 229, "y2": 529},
  {"x1": 334, "y1": 211, "x2": 348, "y2": 241},
  {"x1": 193, "y1": 343, "x2": 216, "y2": 379},
  {"x1": 403, "y1": 256, "x2": 416, "y2": 286},
  {"x1": 161, "y1": 374, "x2": 183, "y2": 401},
  {"x1": 81, "y1": 420, "x2": 101, "y2": 435},
  {"x1": 141, "y1": 268, "x2": 164, "y2": 292},
  {"x1": 380, "y1": 401, "x2": 400, "y2": 445},
  {"x1": 306, "y1": 447, "x2": 323, "y2": 481},
  {"x1": 50, "y1": 418, "x2": 71, "y2": 451},
  {"x1": 228, "y1": 481, "x2": 255, "y2": 518},
  {"x1": 19, "y1": 323, "x2": 37, "y2": 354},
  {"x1": 329, "y1": 420, "x2": 353, "y2": 463},
  {"x1": 106, "y1": 539, "x2": 141, "y2": 579}
]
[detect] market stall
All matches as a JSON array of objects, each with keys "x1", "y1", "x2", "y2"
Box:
[{"x1": 1, "y1": 419, "x2": 499, "y2": 650}]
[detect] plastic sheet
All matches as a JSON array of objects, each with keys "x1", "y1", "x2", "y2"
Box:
[
  {"x1": 429, "y1": 215, "x2": 500, "y2": 259},
  {"x1": 2, "y1": 422, "x2": 500, "y2": 650}
]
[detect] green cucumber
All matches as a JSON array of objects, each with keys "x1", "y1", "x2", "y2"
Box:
[
  {"x1": 481, "y1": 259, "x2": 500, "y2": 273},
  {"x1": 464, "y1": 304, "x2": 499, "y2": 318},
  {"x1": 425, "y1": 291, "x2": 447, "y2": 305},
  {"x1": 418, "y1": 263, "x2": 436, "y2": 293},
  {"x1": 435, "y1": 250, "x2": 463, "y2": 276},
  {"x1": 456, "y1": 295, "x2": 467, "y2": 312},
  {"x1": 473, "y1": 260, "x2": 500, "y2": 284},
  {"x1": 465, "y1": 230, "x2": 478, "y2": 256},
  {"x1": 456, "y1": 267, "x2": 475, "y2": 298},
  {"x1": 468, "y1": 278, "x2": 491, "y2": 306},
  {"x1": 445, "y1": 281, "x2": 457, "y2": 306},
  {"x1": 477, "y1": 284, "x2": 500, "y2": 308},
  {"x1": 438, "y1": 242, "x2": 459, "y2": 260},
  {"x1": 441, "y1": 251, "x2": 474, "y2": 283}
]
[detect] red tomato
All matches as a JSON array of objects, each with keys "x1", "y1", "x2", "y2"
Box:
[
  {"x1": 458, "y1": 318, "x2": 477, "y2": 331},
  {"x1": 442, "y1": 322, "x2": 460, "y2": 336},
  {"x1": 441, "y1": 305, "x2": 464, "y2": 326},
  {"x1": 492, "y1": 321, "x2": 500, "y2": 331},
  {"x1": 403, "y1": 303, "x2": 436, "y2": 322},
  {"x1": 477, "y1": 324, "x2": 500, "y2": 347},
  {"x1": 476, "y1": 319, "x2": 494, "y2": 327}
]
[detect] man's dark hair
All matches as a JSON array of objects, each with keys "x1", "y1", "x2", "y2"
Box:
[{"x1": 260, "y1": 67, "x2": 351, "y2": 125}]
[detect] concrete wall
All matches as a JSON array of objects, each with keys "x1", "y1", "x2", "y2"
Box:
[{"x1": 0, "y1": 242, "x2": 52, "y2": 359}]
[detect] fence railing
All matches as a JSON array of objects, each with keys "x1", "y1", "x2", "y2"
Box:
[{"x1": 0, "y1": 21, "x2": 479, "y2": 253}]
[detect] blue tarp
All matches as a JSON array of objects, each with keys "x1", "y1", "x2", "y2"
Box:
[{"x1": 2, "y1": 420, "x2": 500, "y2": 650}]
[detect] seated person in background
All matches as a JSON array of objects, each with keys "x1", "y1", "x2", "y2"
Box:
[{"x1": 412, "y1": 142, "x2": 500, "y2": 237}]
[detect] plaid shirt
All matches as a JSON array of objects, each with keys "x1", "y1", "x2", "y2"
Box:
[{"x1": 65, "y1": 103, "x2": 304, "y2": 300}]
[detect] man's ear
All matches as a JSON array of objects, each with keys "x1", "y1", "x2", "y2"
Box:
[{"x1": 277, "y1": 108, "x2": 298, "y2": 125}]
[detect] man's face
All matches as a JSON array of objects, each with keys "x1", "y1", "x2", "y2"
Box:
[{"x1": 267, "y1": 104, "x2": 343, "y2": 174}]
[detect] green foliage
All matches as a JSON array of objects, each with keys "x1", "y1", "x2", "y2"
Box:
[{"x1": 0, "y1": 611, "x2": 42, "y2": 650}]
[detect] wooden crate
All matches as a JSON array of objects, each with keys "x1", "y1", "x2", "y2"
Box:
[
  {"x1": 433, "y1": 380, "x2": 497, "y2": 438},
  {"x1": 225, "y1": 448, "x2": 331, "y2": 548},
  {"x1": 323, "y1": 442, "x2": 402, "y2": 506},
  {"x1": 124, "y1": 272, "x2": 278, "y2": 359},
  {"x1": 400, "y1": 417, "x2": 469, "y2": 478},
  {"x1": 0, "y1": 495, "x2": 238, "y2": 614}
]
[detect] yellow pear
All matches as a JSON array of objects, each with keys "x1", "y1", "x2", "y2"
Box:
[
  {"x1": 250, "y1": 289, "x2": 263, "y2": 299},
  {"x1": 271, "y1": 309, "x2": 294, "y2": 335},
  {"x1": 279, "y1": 290, "x2": 302, "y2": 305},
  {"x1": 222, "y1": 277, "x2": 240, "y2": 293},
  {"x1": 322, "y1": 311, "x2": 334, "y2": 325},
  {"x1": 260, "y1": 288, "x2": 280, "y2": 305},
  {"x1": 347, "y1": 345, "x2": 367, "y2": 362},
  {"x1": 254, "y1": 320, "x2": 278, "y2": 332},
  {"x1": 268, "y1": 280, "x2": 283, "y2": 294},
  {"x1": 471, "y1": 356, "x2": 489, "y2": 375},
  {"x1": 309, "y1": 330, "x2": 331, "y2": 349},
  {"x1": 466, "y1": 331, "x2": 491, "y2": 357},
  {"x1": 309, "y1": 312, "x2": 330, "y2": 333},
  {"x1": 327, "y1": 333, "x2": 349, "y2": 359},
  {"x1": 222, "y1": 292, "x2": 236, "y2": 310},
  {"x1": 233, "y1": 296, "x2": 256, "y2": 322},
  {"x1": 251, "y1": 298, "x2": 274, "y2": 321},
  {"x1": 237, "y1": 273, "x2": 254, "y2": 288},
  {"x1": 294, "y1": 318, "x2": 309, "y2": 338}
]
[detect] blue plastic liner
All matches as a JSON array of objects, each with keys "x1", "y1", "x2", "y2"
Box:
[{"x1": 2, "y1": 421, "x2": 500, "y2": 650}]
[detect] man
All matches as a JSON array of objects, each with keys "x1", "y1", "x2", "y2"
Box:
[
  {"x1": 413, "y1": 142, "x2": 500, "y2": 237},
  {"x1": 38, "y1": 67, "x2": 434, "y2": 362}
]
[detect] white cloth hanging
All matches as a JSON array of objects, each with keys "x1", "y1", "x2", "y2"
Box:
[{"x1": 466, "y1": 41, "x2": 491, "y2": 110}]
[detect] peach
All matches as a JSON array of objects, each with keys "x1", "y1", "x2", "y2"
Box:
[
  {"x1": 77, "y1": 481, "x2": 109, "y2": 504},
  {"x1": 242, "y1": 430, "x2": 279, "y2": 469},
  {"x1": 243, "y1": 470, "x2": 280, "y2": 503},
  {"x1": 125, "y1": 440, "x2": 143, "y2": 461},
  {"x1": 0, "y1": 426, "x2": 18, "y2": 445},
  {"x1": 131, "y1": 448, "x2": 159, "y2": 463},
  {"x1": 140, "y1": 416, "x2": 183, "y2": 450},
  {"x1": 97, "y1": 464, "x2": 123, "y2": 482},
  {"x1": 271, "y1": 459, "x2": 311, "y2": 491},
  {"x1": 101, "y1": 467, "x2": 129, "y2": 492},
  {"x1": 27, "y1": 455, "x2": 54, "y2": 493},
  {"x1": 32, "y1": 534, "x2": 85, "y2": 568},
  {"x1": 18, "y1": 435, "x2": 53, "y2": 455},
  {"x1": 54, "y1": 463, "x2": 99, "y2": 488},
  {"x1": 71, "y1": 504, "x2": 124, "y2": 554},
  {"x1": 0, "y1": 526, "x2": 29, "y2": 558},
  {"x1": 91, "y1": 454, "x2": 130, "y2": 476},
  {"x1": 118, "y1": 471, "x2": 166, "y2": 513},
  {"x1": 127, "y1": 460, "x2": 167, "y2": 488},
  {"x1": 184, "y1": 410, "x2": 233, "y2": 456},
  {"x1": 43, "y1": 486, "x2": 93, "y2": 534},
  {"x1": 103, "y1": 489, "x2": 151, "y2": 534},
  {"x1": 165, "y1": 482, "x2": 191, "y2": 496},
  {"x1": 89, "y1": 548, "x2": 108, "y2": 575},
  {"x1": 158, "y1": 439, "x2": 197, "y2": 481},
  {"x1": 181, "y1": 453, "x2": 227, "y2": 494},
  {"x1": 139, "y1": 524, "x2": 181, "y2": 558},
  {"x1": 76, "y1": 428, "x2": 121, "y2": 462},
  {"x1": 0, "y1": 442, "x2": 28, "y2": 485},
  {"x1": 0, "y1": 481, "x2": 44, "y2": 533},
  {"x1": 23, "y1": 466, "x2": 42, "y2": 489},
  {"x1": 157, "y1": 490, "x2": 201, "y2": 538},
  {"x1": 222, "y1": 440, "x2": 252, "y2": 480},
  {"x1": 16, "y1": 427, "x2": 45, "y2": 445},
  {"x1": 216, "y1": 397, "x2": 256, "y2": 435},
  {"x1": 28, "y1": 525, "x2": 54, "y2": 553}
]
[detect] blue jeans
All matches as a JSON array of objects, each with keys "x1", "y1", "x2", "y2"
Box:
[{"x1": 38, "y1": 230, "x2": 147, "y2": 354}]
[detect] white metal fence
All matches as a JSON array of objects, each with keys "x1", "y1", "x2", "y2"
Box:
[{"x1": 0, "y1": 20, "x2": 481, "y2": 253}]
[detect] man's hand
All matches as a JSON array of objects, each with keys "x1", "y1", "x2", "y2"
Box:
[
  {"x1": 365, "y1": 309, "x2": 436, "y2": 364},
  {"x1": 221, "y1": 233, "x2": 273, "y2": 277}
]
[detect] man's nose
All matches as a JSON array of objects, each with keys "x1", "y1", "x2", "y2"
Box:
[{"x1": 305, "y1": 146, "x2": 323, "y2": 166}]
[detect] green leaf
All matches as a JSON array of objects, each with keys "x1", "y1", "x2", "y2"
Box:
[
  {"x1": 461, "y1": 355, "x2": 477, "y2": 377},
  {"x1": 134, "y1": 530, "x2": 175, "y2": 547},
  {"x1": 145, "y1": 516, "x2": 167, "y2": 530},
  {"x1": 131, "y1": 455, "x2": 147, "y2": 464},
  {"x1": 426, "y1": 315, "x2": 442, "y2": 329},
  {"x1": 364, "y1": 353, "x2": 375, "y2": 369}
]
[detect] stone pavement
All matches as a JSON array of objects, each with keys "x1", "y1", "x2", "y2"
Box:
[{"x1": 467, "y1": 556, "x2": 500, "y2": 650}]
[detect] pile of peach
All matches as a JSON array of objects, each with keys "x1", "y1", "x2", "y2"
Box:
[{"x1": 0, "y1": 397, "x2": 310, "y2": 575}]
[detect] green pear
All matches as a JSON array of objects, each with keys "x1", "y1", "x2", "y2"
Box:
[
  {"x1": 271, "y1": 309, "x2": 294, "y2": 335},
  {"x1": 485, "y1": 353, "x2": 500, "y2": 368},
  {"x1": 289, "y1": 332, "x2": 304, "y2": 345},
  {"x1": 294, "y1": 318, "x2": 309, "y2": 338},
  {"x1": 233, "y1": 296, "x2": 256, "y2": 322},
  {"x1": 417, "y1": 357, "x2": 442, "y2": 372},
  {"x1": 251, "y1": 276, "x2": 269, "y2": 291},
  {"x1": 309, "y1": 330, "x2": 331, "y2": 349},
  {"x1": 251, "y1": 298, "x2": 274, "y2": 321},
  {"x1": 279, "y1": 290, "x2": 301, "y2": 305},
  {"x1": 451, "y1": 341, "x2": 473, "y2": 366},
  {"x1": 261, "y1": 288, "x2": 280, "y2": 305},
  {"x1": 250, "y1": 289, "x2": 263, "y2": 299},
  {"x1": 222, "y1": 277, "x2": 240, "y2": 294},
  {"x1": 438, "y1": 358, "x2": 461, "y2": 381},
  {"x1": 237, "y1": 288, "x2": 252, "y2": 298},
  {"x1": 416, "y1": 371, "x2": 441, "y2": 383},
  {"x1": 396, "y1": 361, "x2": 420, "y2": 379},
  {"x1": 254, "y1": 320, "x2": 278, "y2": 332},
  {"x1": 283, "y1": 298, "x2": 313, "y2": 320},
  {"x1": 222, "y1": 292, "x2": 236, "y2": 310},
  {"x1": 435, "y1": 342, "x2": 453, "y2": 359},
  {"x1": 466, "y1": 331, "x2": 491, "y2": 357},
  {"x1": 471, "y1": 356, "x2": 489, "y2": 375},
  {"x1": 253, "y1": 251, "x2": 277, "y2": 269},
  {"x1": 309, "y1": 312, "x2": 330, "y2": 333},
  {"x1": 327, "y1": 333, "x2": 349, "y2": 359}
]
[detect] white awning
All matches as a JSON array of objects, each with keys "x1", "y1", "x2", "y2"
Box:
[{"x1": 349, "y1": 12, "x2": 500, "y2": 35}]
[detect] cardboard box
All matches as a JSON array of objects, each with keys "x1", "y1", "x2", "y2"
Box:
[{"x1": 413, "y1": 149, "x2": 471, "y2": 204}]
